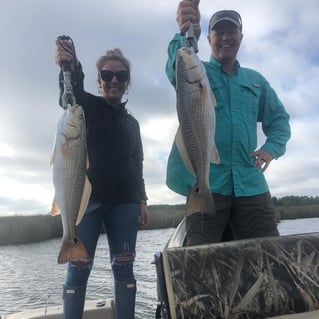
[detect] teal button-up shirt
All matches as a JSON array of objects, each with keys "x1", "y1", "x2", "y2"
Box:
[{"x1": 166, "y1": 34, "x2": 291, "y2": 197}]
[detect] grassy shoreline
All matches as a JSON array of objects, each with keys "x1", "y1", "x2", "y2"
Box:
[{"x1": 1, "y1": 204, "x2": 319, "y2": 246}]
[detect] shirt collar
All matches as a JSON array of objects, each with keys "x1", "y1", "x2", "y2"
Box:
[
  {"x1": 209, "y1": 56, "x2": 240, "y2": 74},
  {"x1": 99, "y1": 97, "x2": 128, "y2": 113}
]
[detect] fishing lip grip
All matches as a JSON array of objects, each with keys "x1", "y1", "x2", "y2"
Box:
[
  {"x1": 57, "y1": 35, "x2": 77, "y2": 109},
  {"x1": 184, "y1": 0, "x2": 198, "y2": 53},
  {"x1": 185, "y1": 23, "x2": 198, "y2": 53}
]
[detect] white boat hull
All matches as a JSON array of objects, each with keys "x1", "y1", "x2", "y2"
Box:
[
  {"x1": 5, "y1": 301, "x2": 319, "y2": 319},
  {"x1": 6, "y1": 299, "x2": 115, "y2": 319},
  {"x1": 270, "y1": 311, "x2": 319, "y2": 319}
]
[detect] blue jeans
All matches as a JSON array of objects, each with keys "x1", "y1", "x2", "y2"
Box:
[{"x1": 63, "y1": 200, "x2": 139, "y2": 318}]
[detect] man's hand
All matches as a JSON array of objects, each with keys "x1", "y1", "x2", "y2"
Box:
[
  {"x1": 251, "y1": 149, "x2": 273, "y2": 172},
  {"x1": 176, "y1": 0, "x2": 201, "y2": 37}
]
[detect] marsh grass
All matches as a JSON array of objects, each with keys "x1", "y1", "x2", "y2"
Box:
[
  {"x1": 0, "y1": 214, "x2": 62, "y2": 245},
  {"x1": 0, "y1": 205, "x2": 185, "y2": 245},
  {"x1": 278, "y1": 205, "x2": 319, "y2": 220},
  {"x1": 146, "y1": 205, "x2": 185, "y2": 229},
  {"x1": 0, "y1": 204, "x2": 318, "y2": 246}
]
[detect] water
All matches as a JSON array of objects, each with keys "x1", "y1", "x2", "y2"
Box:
[
  {"x1": 0, "y1": 228, "x2": 175, "y2": 318},
  {"x1": 1, "y1": 218, "x2": 319, "y2": 318}
]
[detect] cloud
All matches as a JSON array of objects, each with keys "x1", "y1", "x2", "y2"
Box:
[{"x1": 0, "y1": 0, "x2": 318, "y2": 214}]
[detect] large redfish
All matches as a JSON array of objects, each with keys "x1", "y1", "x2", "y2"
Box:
[
  {"x1": 175, "y1": 47, "x2": 220, "y2": 216},
  {"x1": 51, "y1": 104, "x2": 91, "y2": 264}
]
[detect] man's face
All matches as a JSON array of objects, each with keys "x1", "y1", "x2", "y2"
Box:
[{"x1": 207, "y1": 20, "x2": 243, "y2": 65}]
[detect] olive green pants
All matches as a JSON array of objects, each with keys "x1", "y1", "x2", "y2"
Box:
[{"x1": 186, "y1": 191, "x2": 279, "y2": 246}]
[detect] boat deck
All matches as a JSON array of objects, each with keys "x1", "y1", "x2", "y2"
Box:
[
  {"x1": 5, "y1": 299, "x2": 115, "y2": 319},
  {"x1": 269, "y1": 310, "x2": 319, "y2": 318}
]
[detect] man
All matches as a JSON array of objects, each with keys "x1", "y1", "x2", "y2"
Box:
[{"x1": 166, "y1": 1, "x2": 291, "y2": 246}]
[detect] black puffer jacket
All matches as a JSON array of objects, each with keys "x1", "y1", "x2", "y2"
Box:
[{"x1": 59, "y1": 65, "x2": 147, "y2": 204}]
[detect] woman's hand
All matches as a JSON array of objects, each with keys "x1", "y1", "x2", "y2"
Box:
[
  {"x1": 139, "y1": 202, "x2": 150, "y2": 228},
  {"x1": 55, "y1": 38, "x2": 78, "y2": 71}
]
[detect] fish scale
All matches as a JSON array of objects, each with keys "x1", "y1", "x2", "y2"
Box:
[
  {"x1": 62, "y1": 147, "x2": 85, "y2": 237},
  {"x1": 175, "y1": 47, "x2": 220, "y2": 216},
  {"x1": 51, "y1": 103, "x2": 91, "y2": 264},
  {"x1": 178, "y1": 83, "x2": 209, "y2": 175}
]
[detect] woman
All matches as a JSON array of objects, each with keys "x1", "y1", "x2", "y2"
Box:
[{"x1": 55, "y1": 37, "x2": 150, "y2": 319}]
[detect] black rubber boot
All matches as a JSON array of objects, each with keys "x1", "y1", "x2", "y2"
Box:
[
  {"x1": 114, "y1": 279, "x2": 136, "y2": 319},
  {"x1": 62, "y1": 284, "x2": 86, "y2": 319}
]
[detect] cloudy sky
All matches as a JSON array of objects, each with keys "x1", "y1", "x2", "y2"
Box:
[{"x1": 0, "y1": 0, "x2": 318, "y2": 215}]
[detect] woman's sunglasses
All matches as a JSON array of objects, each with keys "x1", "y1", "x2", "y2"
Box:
[{"x1": 100, "y1": 70, "x2": 129, "y2": 83}]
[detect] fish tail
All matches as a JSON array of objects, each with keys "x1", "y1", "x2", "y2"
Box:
[
  {"x1": 185, "y1": 187, "x2": 216, "y2": 216},
  {"x1": 57, "y1": 238, "x2": 90, "y2": 265}
]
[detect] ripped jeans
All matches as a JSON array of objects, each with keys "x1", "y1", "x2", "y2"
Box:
[{"x1": 64, "y1": 200, "x2": 139, "y2": 298}]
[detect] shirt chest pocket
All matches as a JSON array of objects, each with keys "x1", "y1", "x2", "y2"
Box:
[{"x1": 238, "y1": 83, "x2": 261, "y2": 124}]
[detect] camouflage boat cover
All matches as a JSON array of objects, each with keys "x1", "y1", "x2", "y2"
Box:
[{"x1": 161, "y1": 233, "x2": 319, "y2": 319}]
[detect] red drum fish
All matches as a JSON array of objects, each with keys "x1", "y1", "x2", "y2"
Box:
[
  {"x1": 51, "y1": 104, "x2": 91, "y2": 264},
  {"x1": 175, "y1": 47, "x2": 220, "y2": 216}
]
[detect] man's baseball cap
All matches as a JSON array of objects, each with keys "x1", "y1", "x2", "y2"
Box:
[{"x1": 208, "y1": 10, "x2": 242, "y2": 32}]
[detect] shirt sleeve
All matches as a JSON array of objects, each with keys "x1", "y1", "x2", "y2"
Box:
[{"x1": 258, "y1": 79, "x2": 291, "y2": 159}]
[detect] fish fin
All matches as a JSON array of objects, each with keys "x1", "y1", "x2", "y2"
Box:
[
  {"x1": 200, "y1": 76, "x2": 217, "y2": 106},
  {"x1": 210, "y1": 144, "x2": 220, "y2": 164},
  {"x1": 75, "y1": 176, "x2": 92, "y2": 225},
  {"x1": 209, "y1": 89, "x2": 217, "y2": 108},
  {"x1": 50, "y1": 197, "x2": 60, "y2": 216},
  {"x1": 50, "y1": 144, "x2": 56, "y2": 166},
  {"x1": 57, "y1": 238, "x2": 90, "y2": 265},
  {"x1": 86, "y1": 154, "x2": 90, "y2": 169},
  {"x1": 174, "y1": 126, "x2": 195, "y2": 176},
  {"x1": 60, "y1": 141, "x2": 69, "y2": 158},
  {"x1": 185, "y1": 186, "x2": 216, "y2": 216},
  {"x1": 206, "y1": 87, "x2": 220, "y2": 164}
]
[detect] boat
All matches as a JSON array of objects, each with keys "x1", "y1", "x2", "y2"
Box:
[
  {"x1": 6, "y1": 218, "x2": 319, "y2": 319},
  {"x1": 154, "y1": 218, "x2": 319, "y2": 319},
  {"x1": 5, "y1": 299, "x2": 115, "y2": 319}
]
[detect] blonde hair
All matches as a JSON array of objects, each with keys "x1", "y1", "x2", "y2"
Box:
[{"x1": 96, "y1": 48, "x2": 131, "y2": 85}]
